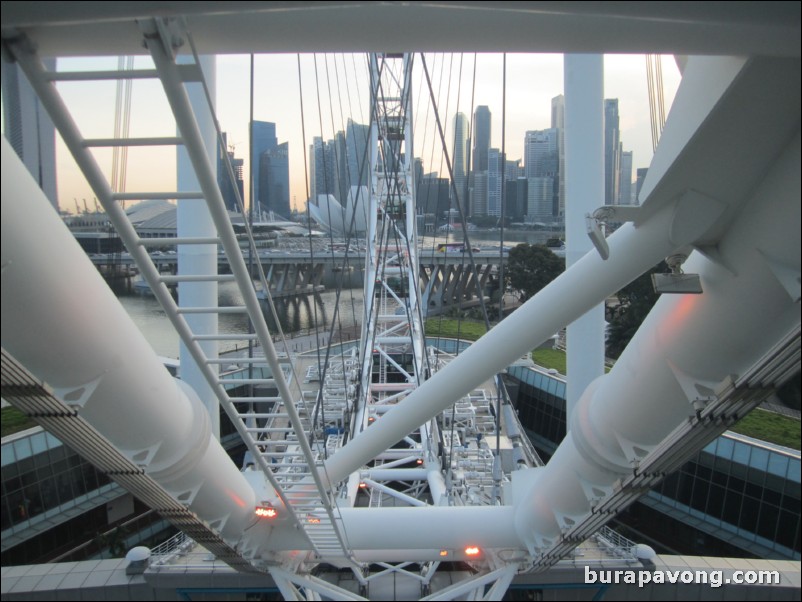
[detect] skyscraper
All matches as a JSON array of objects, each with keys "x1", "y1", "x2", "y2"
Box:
[
  {"x1": 472, "y1": 106, "x2": 491, "y2": 174},
  {"x1": 524, "y1": 129, "x2": 558, "y2": 179},
  {"x1": 551, "y1": 95, "x2": 565, "y2": 217},
  {"x1": 310, "y1": 136, "x2": 337, "y2": 203},
  {"x1": 451, "y1": 112, "x2": 470, "y2": 215},
  {"x1": 524, "y1": 128, "x2": 558, "y2": 219},
  {"x1": 619, "y1": 150, "x2": 633, "y2": 205},
  {"x1": 346, "y1": 119, "x2": 370, "y2": 191},
  {"x1": 2, "y1": 61, "x2": 58, "y2": 209},
  {"x1": 259, "y1": 142, "x2": 290, "y2": 218},
  {"x1": 334, "y1": 130, "x2": 349, "y2": 204},
  {"x1": 217, "y1": 132, "x2": 244, "y2": 213},
  {"x1": 604, "y1": 99, "x2": 621, "y2": 205},
  {"x1": 250, "y1": 121, "x2": 277, "y2": 207},
  {"x1": 635, "y1": 167, "x2": 649, "y2": 204},
  {"x1": 487, "y1": 148, "x2": 504, "y2": 217},
  {"x1": 527, "y1": 176, "x2": 554, "y2": 222}
]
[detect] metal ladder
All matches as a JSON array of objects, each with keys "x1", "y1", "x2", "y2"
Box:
[{"x1": 8, "y1": 18, "x2": 352, "y2": 564}]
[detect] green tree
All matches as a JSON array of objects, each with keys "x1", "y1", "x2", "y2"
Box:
[
  {"x1": 606, "y1": 261, "x2": 667, "y2": 358},
  {"x1": 505, "y1": 244, "x2": 564, "y2": 302}
]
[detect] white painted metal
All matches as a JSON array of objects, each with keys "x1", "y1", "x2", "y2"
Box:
[
  {"x1": 324, "y1": 192, "x2": 725, "y2": 485},
  {"x1": 563, "y1": 54, "x2": 606, "y2": 420},
  {"x1": 2, "y1": 4, "x2": 800, "y2": 597},
  {"x1": 0, "y1": 138, "x2": 257, "y2": 546},
  {"x1": 355, "y1": 53, "x2": 428, "y2": 452},
  {"x1": 4, "y1": 3, "x2": 798, "y2": 57},
  {"x1": 5, "y1": 23, "x2": 354, "y2": 564},
  {"x1": 176, "y1": 53, "x2": 219, "y2": 437}
]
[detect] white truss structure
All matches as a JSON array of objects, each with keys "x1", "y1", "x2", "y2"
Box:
[{"x1": 1, "y1": 4, "x2": 799, "y2": 600}]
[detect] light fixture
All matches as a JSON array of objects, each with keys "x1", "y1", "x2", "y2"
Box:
[
  {"x1": 586, "y1": 213, "x2": 609, "y2": 260},
  {"x1": 255, "y1": 504, "x2": 277, "y2": 519},
  {"x1": 465, "y1": 546, "x2": 480, "y2": 556},
  {"x1": 586, "y1": 205, "x2": 641, "y2": 261},
  {"x1": 652, "y1": 253, "x2": 703, "y2": 294}
]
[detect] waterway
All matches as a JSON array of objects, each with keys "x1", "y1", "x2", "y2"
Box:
[
  {"x1": 119, "y1": 284, "x2": 366, "y2": 358},
  {"x1": 119, "y1": 229, "x2": 556, "y2": 356}
]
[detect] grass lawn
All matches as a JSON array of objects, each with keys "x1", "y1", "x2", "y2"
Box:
[
  {"x1": 531, "y1": 348, "x2": 567, "y2": 374},
  {"x1": 1, "y1": 407, "x2": 36, "y2": 438},
  {"x1": 424, "y1": 318, "x2": 488, "y2": 341},
  {"x1": 730, "y1": 408, "x2": 801, "y2": 450}
]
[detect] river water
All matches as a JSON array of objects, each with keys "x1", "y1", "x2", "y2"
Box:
[{"x1": 119, "y1": 229, "x2": 556, "y2": 356}]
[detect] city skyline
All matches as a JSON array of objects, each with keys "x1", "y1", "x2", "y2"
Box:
[{"x1": 49, "y1": 53, "x2": 680, "y2": 213}]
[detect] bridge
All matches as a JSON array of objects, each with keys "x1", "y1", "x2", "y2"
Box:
[{"x1": 90, "y1": 248, "x2": 509, "y2": 311}]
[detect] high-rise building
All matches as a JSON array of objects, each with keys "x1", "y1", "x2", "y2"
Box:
[
  {"x1": 472, "y1": 106, "x2": 491, "y2": 174},
  {"x1": 258, "y1": 142, "x2": 290, "y2": 218},
  {"x1": 505, "y1": 158, "x2": 523, "y2": 182},
  {"x1": 527, "y1": 176, "x2": 554, "y2": 222},
  {"x1": 310, "y1": 137, "x2": 338, "y2": 204},
  {"x1": 524, "y1": 129, "x2": 558, "y2": 179},
  {"x1": 505, "y1": 177, "x2": 528, "y2": 221},
  {"x1": 487, "y1": 148, "x2": 504, "y2": 217},
  {"x1": 346, "y1": 119, "x2": 370, "y2": 191},
  {"x1": 551, "y1": 95, "x2": 565, "y2": 217},
  {"x1": 334, "y1": 130, "x2": 349, "y2": 204},
  {"x1": 250, "y1": 121, "x2": 277, "y2": 206},
  {"x1": 216, "y1": 132, "x2": 244, "y2": 213},
  {"x1": 635, "y1": 167, "x2": 649, "y2": 204},
  {"x1": 524, "y1": 129, "x2": 558, "y2": 218},
  {"x1": 472, "y1": 172, "x2": 488, "y2": 217},
  {"x1": 619, "y1": 150, "x2": 633, "y2": 205},
  {"x1": 451, "y1": 112, "x2": 470, "y2": 214},
  {"x1": 417, "y1": 173, "x2": 450, "y2": 221},
  {"x1": 604, "y1": 99, "x2": 621, "y2": 205},
  {"x1": 2, "y1": 61, "x2": 58, "y2": 210}
]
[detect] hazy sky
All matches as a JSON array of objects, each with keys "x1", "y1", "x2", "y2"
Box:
[{"x1": 53, "y1": 53, "x2": 680, "y2": 213}]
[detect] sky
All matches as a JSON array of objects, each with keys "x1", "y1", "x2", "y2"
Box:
[{"x1": 51, "y1": 53, "x2": 680, "y2": 214}]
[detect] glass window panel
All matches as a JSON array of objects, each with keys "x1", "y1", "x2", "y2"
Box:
[
  {"x1": 730, "y1": 461, "x2": 748, "y2": 480},
  {"x1": 30, "y1": 432, "x2": 47, "y2": 456},
  {"x1": 757, "y1": 504, "x2": 780, "y2": 540},
  {"x1": 787, "y1": 459, "x2": 801, "y2": 484},
  {"x1": 712, "y1": 467, "x2": 728, "y2": 486},
  {"x1": 739, "y1": 496, "x2": 759, "y2": 532},
  {"x1": 13, "y1": 438, "x2": 32, "y2": 462},
  {"x1": 23, "y1": 484, "x2": 43, "y2": 518},
  {"x1": 767, "y1": 453, "x2": 789, "y2": 478},
  {"x1": 744, "y1": 481, "x2": 762, "y2": 500},
  {"x1": 776, "y1": 510, "x2": 799, "y2": 550},
  {"x1": 722, "y1": 490, "x2": 742, "y2": 525},
  {"x1": 780, "y1": 492, "x2": 799, "y2": 512},
  {"x1": 764, "y1": 473, "x2": 784, "y2": 495},
  {"x1": 763, "y1": 486, "x2": 781, "y2": 506},
  {"x1": 728, "y1": 475, "x2": 745, "y2": 493},
  {"x1": 706, "y1": 484, "x2": 725, "y2": 517},
  {"x1": 676, "y1": 473, "x2": 693, "y2": 506},
  {"x1": 732, "y1": 440, "x2": 750, "y2": 466},
  {"x1": 749, "y1": 446, "x2": 769, "y2": 472},
  {"x1": 716, "y1": 436, "x2": 734, "y2": 460},
  {"x1": 44, "y1": 431, "x2": 61, "y2": 450},
  {"x1": 691, "y1": 480, "x2": 708, "y2": 512},
  {"x1": 4, "y1": 476, "x2": 22, "y2": 494},
  {"x1": 1, "y1": 444, "x2": 15, "y2": 468}
]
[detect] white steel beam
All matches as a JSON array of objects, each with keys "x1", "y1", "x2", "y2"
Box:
[{"x1": 564, "y1": 54, "x2": 606, "y2": 421}]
